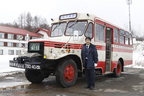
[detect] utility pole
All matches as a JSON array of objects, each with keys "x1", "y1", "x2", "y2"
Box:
[{"x1": 126, "y1": 0, "x2": 132, "y2": 32}]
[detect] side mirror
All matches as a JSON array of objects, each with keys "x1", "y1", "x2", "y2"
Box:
[{"x1": 73, "y1": 30, "x2": 79, "y2": 41}]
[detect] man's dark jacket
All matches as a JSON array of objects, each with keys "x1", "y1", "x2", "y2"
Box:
[{"x1": 81, "y1": 43, "x2": 98, "y2": 69}]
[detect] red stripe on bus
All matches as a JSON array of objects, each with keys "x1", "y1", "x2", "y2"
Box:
[
  {"x1": 44, "y1": 41, "x2": 132, "y2": 53},
  {"x1": 112, "y1": 47, "x2": 133, "y2": 53},
  {"x1": 29, "y1": 41, "x2": 132, "y2": 53}
]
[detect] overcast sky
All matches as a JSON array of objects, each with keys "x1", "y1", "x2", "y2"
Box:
[{"x1": 0, "y1": 0, "x2": 144, "y2": 35}]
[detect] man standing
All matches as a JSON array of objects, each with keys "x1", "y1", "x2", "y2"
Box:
[{"x1": 81, "y1": 37, "x2": 98, "y2": 90}]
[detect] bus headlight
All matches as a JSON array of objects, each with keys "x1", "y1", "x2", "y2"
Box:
[
  {"x1": 52, "y1": 51, "x2": 57, "y2": 57},
  {"x1": 44, "y1": 54, "x2": 47, "y2": 59}
]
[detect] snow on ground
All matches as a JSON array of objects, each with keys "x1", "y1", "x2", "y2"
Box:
[
  {"x1": 0, "y1": 55, "x2": 24, "y2": 76},
  {"x1": 0, "y1": 81, "x2": 31, "y2": 88}
]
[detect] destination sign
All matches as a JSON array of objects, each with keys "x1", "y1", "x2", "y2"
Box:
[{"x1": 59, "y1": 13, "x2": 77, "y2": 20}]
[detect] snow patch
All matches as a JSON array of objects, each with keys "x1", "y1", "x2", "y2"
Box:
[
  {"x1": 104, "y1": 89, "x2": 127, "y2": 93},
  {"x1": 126, "y1": 40, "x2": 144, "y2": 68},
  {"x1": 0, "y1": 82, "x2": 31, "y2": 88},
  {"x1": 0, "y1": 55, "x2": 24, "y2": 76},
  {"x1": 0, "y1": 71, "x2": 24, "y2": 77}
]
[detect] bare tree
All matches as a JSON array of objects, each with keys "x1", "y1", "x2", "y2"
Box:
[
  {"x1": 17, "y1": 13, "x2": 24, "y2": 28},
  {"x1": 33, "y1": 16, "x2": 39, "y2": 28},
  {"x1": 0, "y1": 12, "x2": 50, "y2": 32},
  {"x1": 13, "y1": 21, "x2": 19, "y2": 28}
]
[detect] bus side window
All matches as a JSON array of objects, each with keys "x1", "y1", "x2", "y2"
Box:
[
  {"x1": 125, "y1": 32, "x2": 129, "y2": 45},
  {"x1": 95, "y1": 23, "x2": 105, "y2": 42},
  {"x1": 120, "y1": 29, "x2": 125, "y2": 44},
  {"x1": 120, "y1": 35, "x2": 124, "y2": 44},
  {"x1": 125, "y1": 37, "x2": 129, "y2": 45},
  {"x1": 85, "y1": 23, "x2": 93, "y2": 38},
  {"x1": 120, "y1": 29, "x2": 125, "y2": 35},
  {"x1": 114, "y1": 28, "x2": 119, "y2": 43}
]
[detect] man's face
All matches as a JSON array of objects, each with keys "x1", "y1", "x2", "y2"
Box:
[{"x1": 85, "y1": 39, "x2": 91, "y2": 45}]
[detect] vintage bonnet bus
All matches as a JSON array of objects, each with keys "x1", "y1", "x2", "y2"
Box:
[{"x1": 10, "y1": 13, "x2": 133, "y2": 87}]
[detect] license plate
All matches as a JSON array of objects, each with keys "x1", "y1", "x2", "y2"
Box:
[
  {"x1": 9, "y1": 61, "x2": 41, "y2": 70},
  {"x1": 25, "y1": 64, "x2": 40, "y2": 70}
]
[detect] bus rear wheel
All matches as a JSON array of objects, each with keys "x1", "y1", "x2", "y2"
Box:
[
  {"x1": 113, "y1": 61, "x2": 122, "y2": 78},
  {"x1": 25, "y1": 69, "x2": 45, "y2": 83},
  {"x1": 56, "y1": 59, "x2": 78, "y2": 88}
]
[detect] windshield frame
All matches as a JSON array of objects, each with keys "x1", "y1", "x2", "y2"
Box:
[
  {"x1": 64, "y1": 20, "x2": 88, "y2": 36},
  {"x1": 84, "y1": 22, "x2": 94, "y2": 39},
  {"x1": 50, "y1": 22, "x2": 67, "y2": 37}
]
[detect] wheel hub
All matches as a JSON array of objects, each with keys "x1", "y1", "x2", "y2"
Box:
[{"x1": 64, "y1": 65, "x2": 75, "y2": 82}]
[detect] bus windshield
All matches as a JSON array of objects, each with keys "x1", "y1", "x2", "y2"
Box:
[
  {"x1": 65, "y1": 21, "x2": 87, "y2": 36},
  {"x1": 51, "y1": 22, "x2": 67, "y2": 37}
]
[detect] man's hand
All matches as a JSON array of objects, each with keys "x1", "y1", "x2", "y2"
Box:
[{"x1": 94, "y1": 63, "x2": 97, "y2": 67}]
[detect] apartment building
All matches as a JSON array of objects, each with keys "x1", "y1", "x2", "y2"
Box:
[{"x1": 0, "y1": 26, "x2": 41, "y2": 55}]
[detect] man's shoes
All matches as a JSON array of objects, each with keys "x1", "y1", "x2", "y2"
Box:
[
  {"x1": 84, "y1": 85, "x2": 90, "y2": 88},
  {"x1": 90, "y1": 86, "x2": 94, "y2": 90}
]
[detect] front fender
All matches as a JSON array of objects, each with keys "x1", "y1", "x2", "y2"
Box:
[{"x1": 48, "y1": 53, "x2": 70, "y2": 59}]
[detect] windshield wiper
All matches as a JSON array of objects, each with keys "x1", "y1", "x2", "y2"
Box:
[
  {"x1": 52, "y1": 23, "x2": 60, "y2": 32},
  {"x1": 68, "y1": 20, "x2": 78, "y2": 28}
]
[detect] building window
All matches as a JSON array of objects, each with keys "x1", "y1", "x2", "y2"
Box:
[
  {"x1": 0, "y1": 33, "x2": 5, "y2": 38},
  {"x1": 0, "y1": 42, "x2": 4, "y2": 46},
  {"x1": 16, "y1": 50, "x2": 18, "y2": 55},
  {"x1": 125, "y1": 37, "x2": 129, "y2": 45},
  {"x1": 114, "y1": 28, "x2": 119, "y2": 43},
  {"x1": 25, "y1": 44, "x2": 28, "y2": 47},
  {"x1": 16, "y1": 43, "x2": 19, "y2": 47},
  {"x1": 0, "y1": 50, "x2": 3, "y2": 55},
  {"x1": 95, "y1": 23, "x2": 105, "y2": 42},
  {"x1": 17, "y1": 35, "x2": 21, "y2": 40},
  {"x1": 7, "y1": 42, "x2": 14, "y2": 47},
  {"x1": 8, "y1": 34, "x2": 14, "y2": 39},
  {"x1": 120, "y1": 35, "x2": 124, "y2": 44},
  {"x1": 17, "y1": 35, "x2": 24, "y2": 40},
  {"x1": 16, "y1": 50, "x2": 21, "y2": 55},
  {"x1": 85, "y1": 23, "x2": 93, "y2": 38},
  {"x1": 16, "y1": 43, "x2": 23, "y2": 47},
  {"x1": 9, "y1": 50, "x2": 14, "y2": 55}
]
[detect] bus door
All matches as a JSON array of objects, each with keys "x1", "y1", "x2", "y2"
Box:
[{"x1": 105, "y1": 27, "x2": 112, "y2": 73}]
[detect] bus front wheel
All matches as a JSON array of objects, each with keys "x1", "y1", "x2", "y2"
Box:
[
  {"x1": 25, "y1": 69, "x2": 45, "y2": 83},
  {"x1": 113, "y1": 61, "x2": 122, "y2": 78},
  {"x1": 56, "y1": 59, "x2": 78, "y2": 88}
]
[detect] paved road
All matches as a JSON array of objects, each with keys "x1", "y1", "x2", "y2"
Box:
[{"x1": 1, "y1": 67, "x2": 144, "y2": 96}]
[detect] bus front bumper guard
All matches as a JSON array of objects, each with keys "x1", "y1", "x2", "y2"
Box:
[{"x1": 9, "y1": 60, "x2": 41, "y2": 70}]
